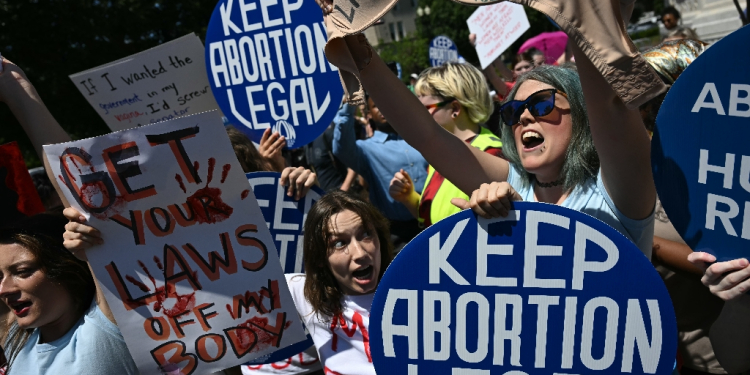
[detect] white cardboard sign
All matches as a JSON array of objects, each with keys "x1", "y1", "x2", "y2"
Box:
[
  {"x1": 43, "y1": 111, "x2": 305, "y2": 375},
  {"x1": 70, "y1": 34, "x2": 221, "y2": 132},
  {"x1": 467, "y1": 3, "x2": 530, "y2": 69}
]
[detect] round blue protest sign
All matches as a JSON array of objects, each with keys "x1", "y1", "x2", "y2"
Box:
[
  {"x1": 244, "y1": 172, "x2": 324, "y2": 364},
  {"x1": 205, "y1": 0, "x2": 344, "y2": 148},
  {"x1": 371, "y1": 202, "x2": 677, "y2": 375},
  {"x1": 652, "y1": 25, "x2": 750, "y2": 261},
  {"x1": 246, "y1": 172, "x2": 325, "y2": 273},
  {"x1": 429, "y1": 36, "x2": 459, "y2": 67}
]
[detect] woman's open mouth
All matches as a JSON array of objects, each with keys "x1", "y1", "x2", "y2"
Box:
[
  {"x1": 9, "y1": 301, "x2": 32, "y2": 316},
  {"x1": 521, "y1": 131, "x2": 544, "y2": 151},
  {"x1": 352, "y1": 265, "x2": 374, "y2": 283}
]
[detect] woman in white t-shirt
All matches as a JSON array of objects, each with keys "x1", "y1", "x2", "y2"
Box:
[{"x1": 282, "y1": 190, "x2": 393, "y2": 375}]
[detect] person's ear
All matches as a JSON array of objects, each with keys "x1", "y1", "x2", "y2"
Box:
[{"x1": 451, "y1": 101, "x2": 461, "y2": 118}]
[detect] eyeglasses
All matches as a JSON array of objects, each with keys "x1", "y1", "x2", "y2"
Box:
[
  {"x1": 499, "y1": 89, "x2": 567, "y2": 127},
  {"x1": 424, "y1": 99, "x2": 454, "y2": 114}
]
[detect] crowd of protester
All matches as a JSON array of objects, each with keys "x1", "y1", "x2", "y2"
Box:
[{"x1": 0, "y1": 0, "x2": 748, "y2": 374}]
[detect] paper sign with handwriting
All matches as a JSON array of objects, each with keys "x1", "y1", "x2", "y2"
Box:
[
  {"x1": 70, "y1": 34, "x2": 221, "y2": 132},
  {"x1": 467, "y1": 3, "x2": 530, "y2": 69},
  {"x1": 43, "y1": 112, "x2": 305, "y2": 375}
]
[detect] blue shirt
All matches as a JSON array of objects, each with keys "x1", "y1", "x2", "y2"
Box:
[
  {"x1": 332, "y1": 104, "x2": 428, "y2": 221},
  {"x1": 8, "y1": 299, "x2": 138, "y2": 375},
  {"x1": 507, "y1": 167, "x2": 655, "y2": 258}
]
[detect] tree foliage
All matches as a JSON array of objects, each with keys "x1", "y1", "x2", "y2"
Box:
[
  {"x1": 0, "y1": 0, "x2": 218, "y2": 167},
  {"x1": 378, "y1": 34, "x2": 430, "y2": 83}
]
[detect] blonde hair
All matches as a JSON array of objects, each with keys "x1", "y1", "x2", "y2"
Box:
[{"x1": 414, "y1": 63, "x2": 493, "y2": 125}]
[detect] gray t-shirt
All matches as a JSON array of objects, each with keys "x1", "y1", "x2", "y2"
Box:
[{"x1": 507, "y1": 167, "x2": 655, "y2": 258}]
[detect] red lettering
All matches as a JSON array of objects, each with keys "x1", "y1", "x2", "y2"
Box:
[
  {"x1": 144, "y1": 317, "x2": 171, "y2": 341},
  {"x1": 329, "y1": 312, "x2": 371, "y2": 362},
  {"x1": 181, "y1": 232, "x2": 238, "y2": 281},
  {"x1": 150, "y1": 341, "x2": 197, "y2": 375},
  {"x1": 224, "y1": 326, "x2": 258, "y2": 358},
  {"x1": 227, "y1": 280, "x2": 279, "y2": 320},
  {"x1": 145, "y1": 207, "x2": 175, "y2": 237},
  {"x1": 102, "y1": 141, "x2": 156, "y2": 202},
  {"x1": 104, "y1": 261, "x2": 160, "y2": 311},
  {"x1": 110, "y1": 211, "x2": 146, "y2": 245},
  {"x1": 195, "y1": 333, "x2": 227, "y2": 362},
  {"x1": 235, "y1": 224, "x2": 268, "y2": 271},
  {"x1": 164, "y1": 244, "x2": 202, "y2": 291},
  {"x1": 146, "y1": 127, "x2": 201, "y2": 183},
  {"x1": 193, "y1": 303, "x2": 219, "y2": 332},
  {"x1": 168, "y1": 310, "x2": 195, "y2": 339}
]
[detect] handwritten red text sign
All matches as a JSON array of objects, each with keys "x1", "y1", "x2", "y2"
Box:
[{"x1": 43, "y1": 111, "x2": 305, "y2": 375}]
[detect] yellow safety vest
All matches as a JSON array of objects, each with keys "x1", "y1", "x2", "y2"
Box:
[{"x1": 418, "y1": 127, "x2": 503, "y2": 227}]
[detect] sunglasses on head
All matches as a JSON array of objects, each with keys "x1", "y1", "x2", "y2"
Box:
[{"x1": 499, "y1": 89, "x2": 567, "y2": 127}]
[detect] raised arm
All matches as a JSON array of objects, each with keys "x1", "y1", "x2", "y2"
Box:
[
  {"x1": 0, "y1": 58, "x2": 71, "y2": 160},
  {"x1": 61, "y1": 208, "x2": 116, "y2": 324},
  {"x1": 355, "y1": 43, "x2": 509, "y2": 195},
  {"x1": 1, "y1": 58, "x2": 73, "y2": 207},
  {"x1": 570, "y1": 44, "x2": 656, "y2": 220},
  {"x1": 482, "y1": 63, "x2": 510, "y2": 99},
  {"x1": 469, "y1": 34, "x2": 511, "y2": 98},
  {"x1": 332, "y1": 102, "x2": 368, "y2": 175}
]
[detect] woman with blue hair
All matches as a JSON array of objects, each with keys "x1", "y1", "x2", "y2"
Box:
[{"x1": 318, "y1": 26, "x2": 656, "y2": 258}]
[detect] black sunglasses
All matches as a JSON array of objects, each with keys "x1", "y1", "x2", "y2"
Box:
[{"x1": 500, "y1": 89, "x2": 567, "y2": 127}]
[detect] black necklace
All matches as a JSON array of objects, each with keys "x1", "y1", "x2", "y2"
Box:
[{"x1": 536, "y1": 178, "x2": 563, "y2": 188}]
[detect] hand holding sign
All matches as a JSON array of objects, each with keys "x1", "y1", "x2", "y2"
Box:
[
  {"x1": 246, "y1": 171, "x2": 324, "y2": 273},
  {"x1": 44, "y1": 112, "x2": 305, "y2": 375},
  {"x1": 370, "y1": 203, "x2": 677, "y2": 375},
  {"x1": 451, "y1": 181, "x2": 523, "y2": 219},
  {"x1": 259, "y1": 128, "x2": 287, "y2": 172},
  {"x1": 687, "y1": 252, "x2": 750, "y2": 301}
]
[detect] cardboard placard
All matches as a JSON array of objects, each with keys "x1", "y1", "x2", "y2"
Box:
[
  {"x1": 429, "y1": 36, "x2": 459, "y2": 67},
  {"x1": 70, "y1": 34, "x2": 221, "y2": 132},
  {"x1": 652, "y1": 25, "x2": 750, "y2": 261},
  {"x1": 204, "y1": 0, "x2": 343, "y2": 148},
  {"x1": 43, "y1": 112, "x2": 305, "y2": 375},
  {"x1": 370, "y1": 203, "x2": 677, "y2": 374},
  {"x1": 467, "y1": 3, "x2": 530, "y2": 69}
]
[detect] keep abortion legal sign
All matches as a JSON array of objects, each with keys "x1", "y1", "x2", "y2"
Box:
[
  {"x1": 429, "y1": 36, "x2": 459, "y2": 67},
  {"x1": 246, "y1": 172, "x2": 324, "y2": 274},
  {"x1": 205, "y1": 0, "x2": 343, "y2": 148},
  {"x1": 370, "y1": 203, "x2": 677, "y2": 375},
  {"x1": 652, "y1": 25, "x2": 750, "y2": 261}
]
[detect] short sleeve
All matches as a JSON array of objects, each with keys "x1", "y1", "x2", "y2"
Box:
[
  {"x1": 596, "y1": 173, "x2": 655, "y2": 258},
  {"x1": 285, "y1": 274, "x2": 312, "y2": 319},
  {"x1": 76, "y1": 302, "x2": 139, "y2": 374}
]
